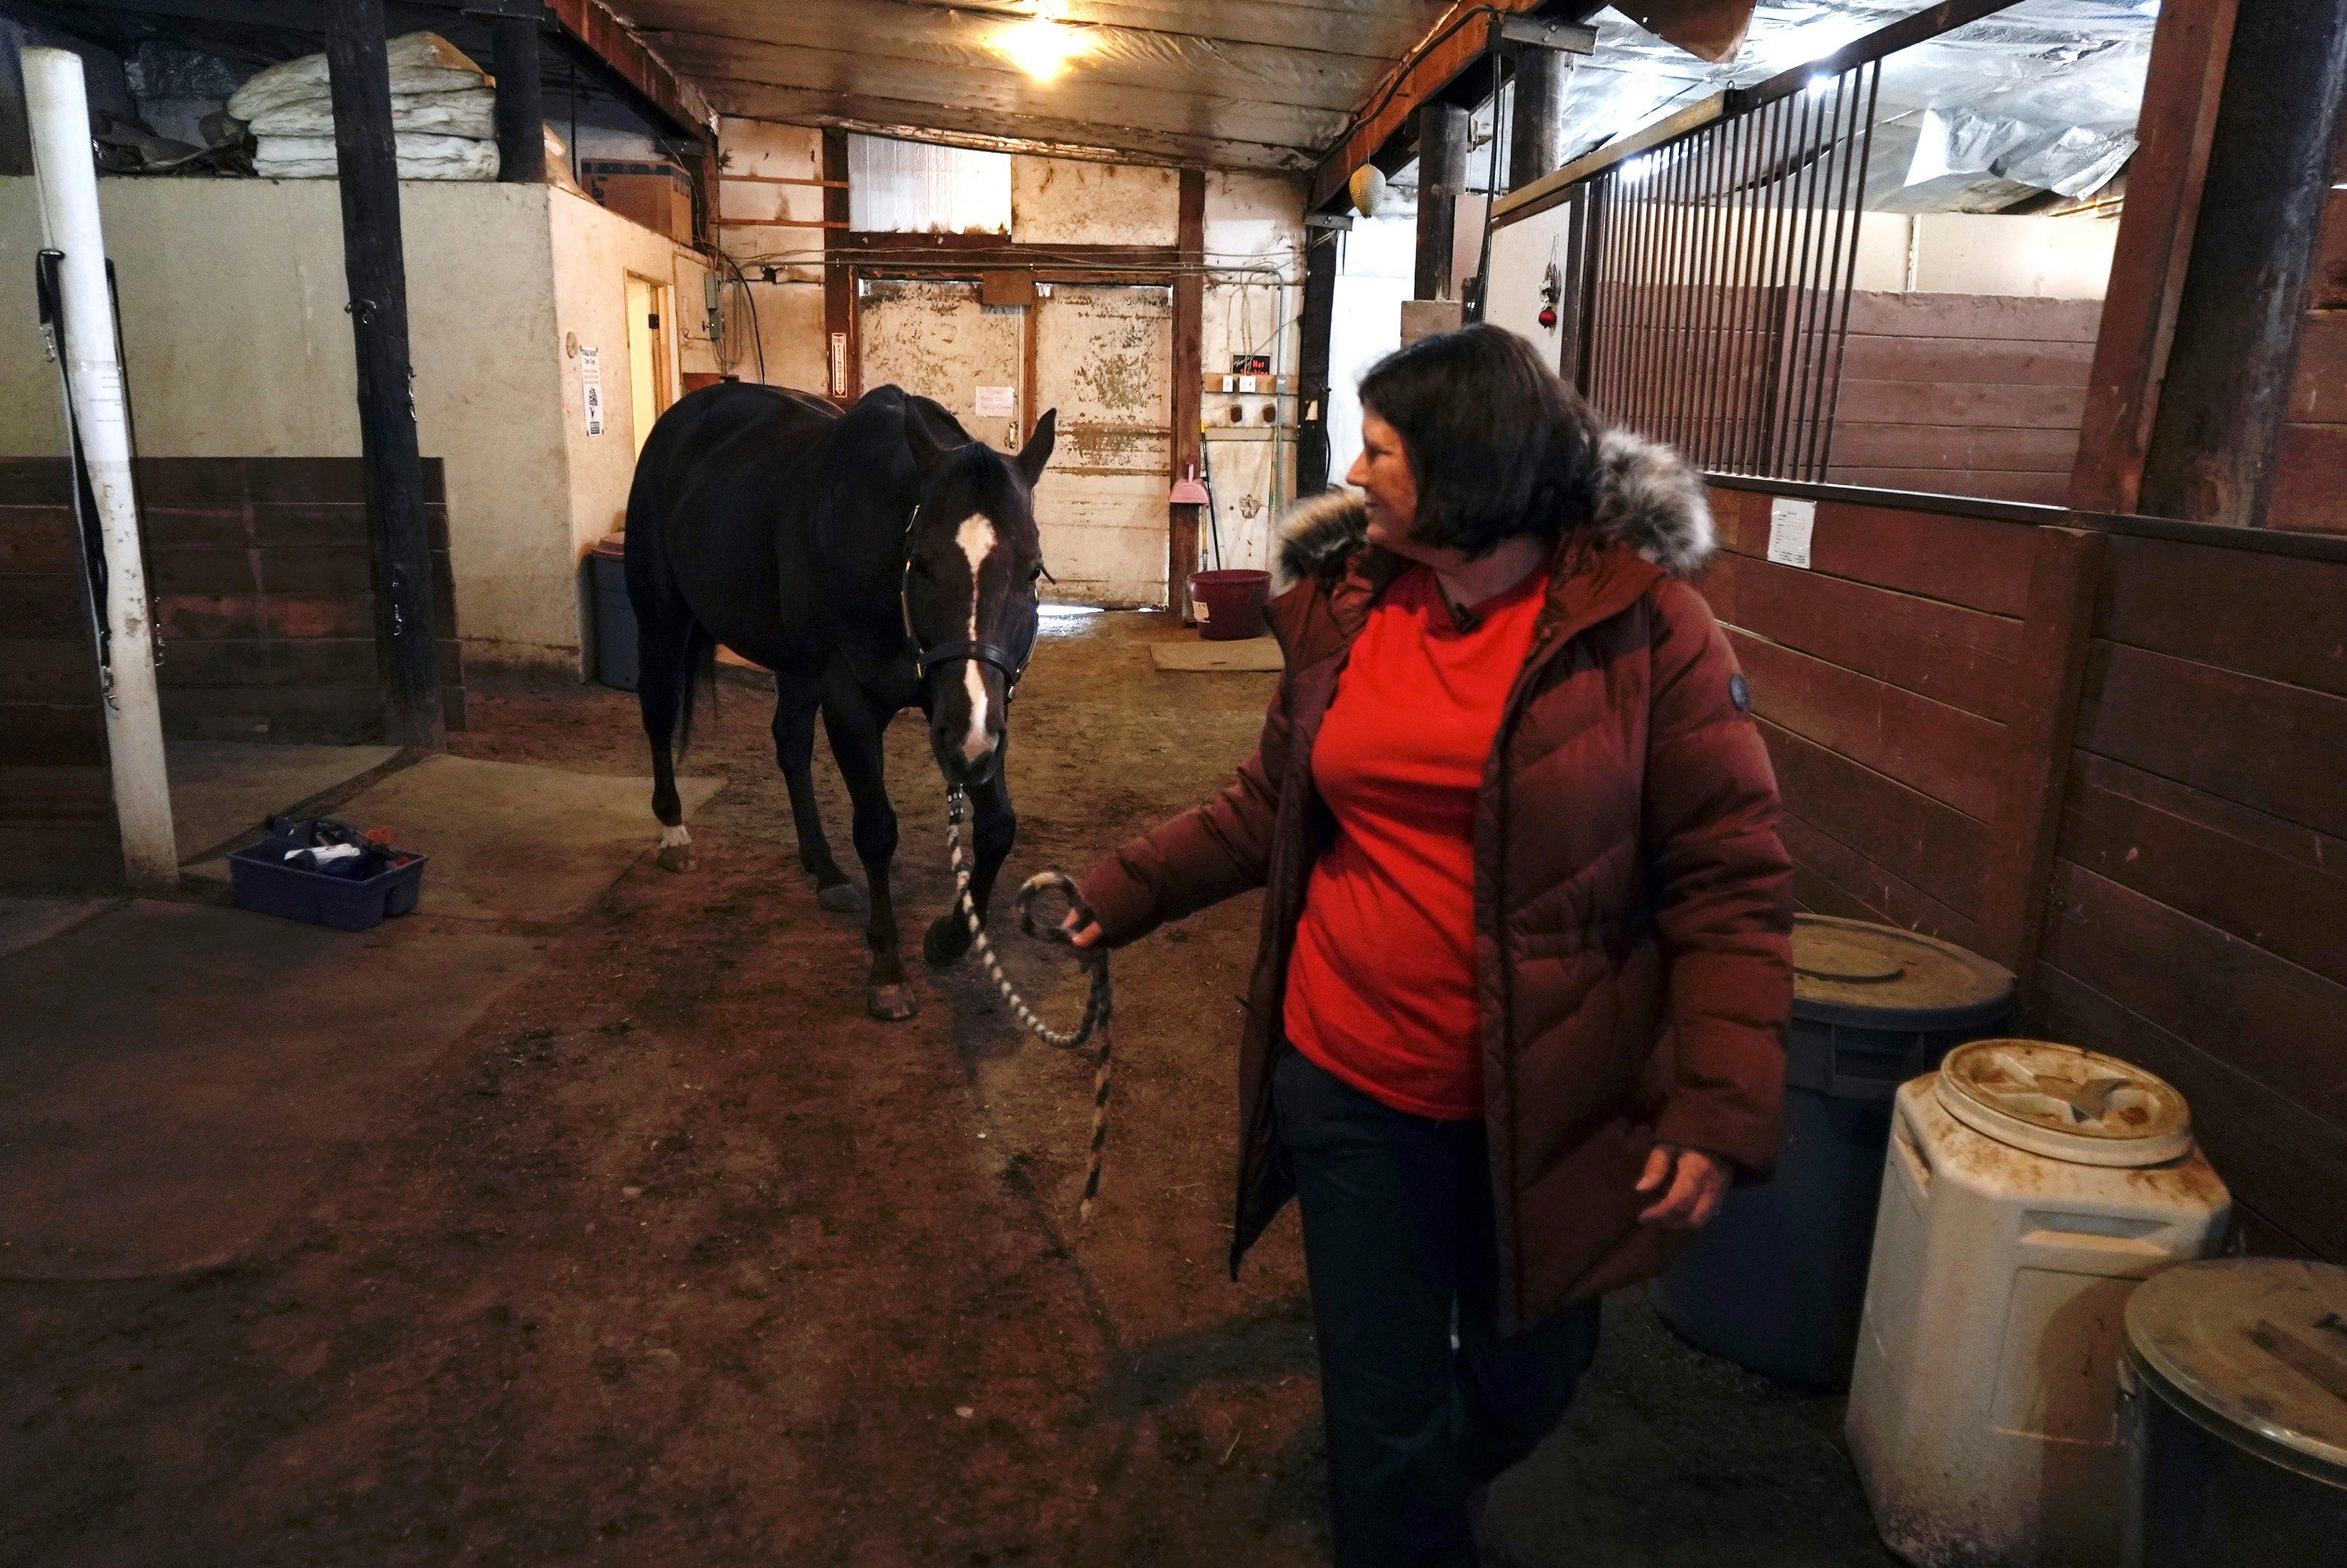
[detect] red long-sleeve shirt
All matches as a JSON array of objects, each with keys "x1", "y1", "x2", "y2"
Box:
[{"x1": 1283, "y1": 563, "x2": 1548, "y2": 1120}]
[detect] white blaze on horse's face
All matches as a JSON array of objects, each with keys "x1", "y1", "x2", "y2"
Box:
[{"x1": 955, "y1": 514, "x2": 996, "y2": 766}]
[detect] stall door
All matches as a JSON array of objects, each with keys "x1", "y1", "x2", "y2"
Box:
[
  {"x1": 856, "y1": 279, "x2": 1026, "y2": 451},
  {"x1": 624, "y1": 273, "x2": 674, "y2": 456},
  {"x1": 1031, "y1": 284, "x2": 1172, "y2": 606}
]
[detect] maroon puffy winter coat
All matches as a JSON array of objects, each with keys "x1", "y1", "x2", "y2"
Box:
[{"x1": 1081, "y1": 431, "x2": 1794, "y2": 1332}]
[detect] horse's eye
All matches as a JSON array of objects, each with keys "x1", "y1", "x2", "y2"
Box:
[
  {"x1": 910, "y1": 557, "x2": 934, "y2": 578},
  {"x1": 1027, "y1": 564, "x2": 1045, "y2": 583}
]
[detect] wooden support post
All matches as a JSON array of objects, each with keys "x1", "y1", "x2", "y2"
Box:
[
  {"x1": 2138, "y1": 1, "x2": 2347, "y2": 526},
  {"x1": 2071, "y1": 0, "x2": 2238, "y2": 515},
  {"x1": 1172, "y1": 168, "x2": 1206, "y2": 620},
  {"x1": 822, "y1": 128, "x2": 855, "y2": 402},
  {"x1": 1976, "y1": 525, "x2": 2104, "y2": 996},
  {"x1": 328, "y1": 0, "x2": 443, "y2": 750},
  {"x1": 1298, "y1": 222, "x2": 1340, "y2": 496},
  {"x1": 1508, "y1": 46, "x2": 1570, "y2": 192},
  {"x1": 1415, "y1": 102, "x2": 1469, "y2": 301},
  {"x1": 490, "y1": 12, "x2": 545, "y2": 185}
]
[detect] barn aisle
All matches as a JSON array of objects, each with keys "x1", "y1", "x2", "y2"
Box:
[{"x1": 0, "y1": 613, "x2": 1888, "y2": 1567}]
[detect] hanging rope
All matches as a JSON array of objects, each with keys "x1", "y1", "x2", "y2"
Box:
[{"x1": 945, "y1": 785, "x2": 1114, "y2": 1220}]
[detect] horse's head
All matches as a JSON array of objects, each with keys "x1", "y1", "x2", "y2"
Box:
[{"x1": 901, "y1": 405, "x2": 1058, "y2": 787}]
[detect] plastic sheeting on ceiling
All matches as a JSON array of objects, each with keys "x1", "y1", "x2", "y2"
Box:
[
  {"x1": 1557, "y1": 1, "x2": 2159, "y2": 211},
  {"x1": 614, "y1": 0, "x2": 1468, "y2": 172}
]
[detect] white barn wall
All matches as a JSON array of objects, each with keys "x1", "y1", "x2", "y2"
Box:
[
  {"x1": 1326, "y1": 211, "x2": 1415, "y2": 491},
  {"x1": 0, "y1": 177, "x2": 711, "y2": 670}
]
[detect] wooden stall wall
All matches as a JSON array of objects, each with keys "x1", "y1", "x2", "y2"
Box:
[
  {"x1": 1699, "y1": 484, "x2": 2033, "y2": 959},
  {"x1": 0, "y1": 459, "x2": 119, "y2": 887},
  {"x1": 2034, "y1": 528, "x2": 2347, "y2": 1259},
  {"x1": 1826, "y1": 292, "x2": 2102, "y2": 506},
  {"x1": 1705, "y1": 476, "x2": 2347, "y2": 1261},
  {"x1": 0, "y1": 457, "x2": 467, "y2": 749}
]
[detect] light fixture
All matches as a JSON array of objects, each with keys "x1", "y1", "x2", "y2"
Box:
[{"x1": 996, "y1": 1, "x2": 1088, "y2": 81}]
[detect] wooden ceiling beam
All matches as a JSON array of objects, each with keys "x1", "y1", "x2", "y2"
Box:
[
  {"x1": 541, "y1": 0, "x2": 713, "y2": 143},
  {"x1": 1309, "y1": 2, "x2": 1545, "y2": 211}
]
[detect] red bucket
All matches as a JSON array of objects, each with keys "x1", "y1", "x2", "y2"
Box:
[{"x1": 1190, "y1": 569, "x2": 1272, "y2": 641}]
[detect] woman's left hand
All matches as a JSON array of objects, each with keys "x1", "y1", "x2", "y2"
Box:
[{"x1": 1635, "y1": 1143, "x2": 1732, "y2": 1230}]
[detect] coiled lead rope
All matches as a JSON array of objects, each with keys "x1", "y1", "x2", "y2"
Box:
[{"x1": 946, "y1": 785, "x2": 1114, "y2": 1219}]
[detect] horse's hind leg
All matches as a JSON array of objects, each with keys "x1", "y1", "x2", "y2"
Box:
[
  {"x1": 822, "y1": 685, "x2": 916, "y2": 1021},
  {"x1": 636, "y1": 612, "x2": 697, "y2": 873},
  {"x1": 774, "y1": 673, "x2": 861, "y2": 913},
  {"x1": 926, "y1": 735, "x2": 1015, "y2": 967}
]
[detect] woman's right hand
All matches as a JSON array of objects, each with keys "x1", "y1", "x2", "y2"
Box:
[{"x1": 1062, "y1": 910, "x2": 1104, "y2": 949}]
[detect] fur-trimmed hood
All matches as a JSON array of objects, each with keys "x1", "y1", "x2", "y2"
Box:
[{"x1": 1275, "y1": 427, "x2": 1714, "y2": 587}]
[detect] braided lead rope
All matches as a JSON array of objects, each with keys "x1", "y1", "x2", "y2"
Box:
[{"x1": 946, "y1": 786, "x2": 1114, "y2": 1219}]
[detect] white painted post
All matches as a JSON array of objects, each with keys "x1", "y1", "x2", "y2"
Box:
[{"x1": 23, "y1": 48, "x2": 177, "y2": 888}]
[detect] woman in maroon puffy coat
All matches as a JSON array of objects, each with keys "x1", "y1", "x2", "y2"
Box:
[{"x1": 1072, "y1": 325, "x2": 1793, "y2": 1566}]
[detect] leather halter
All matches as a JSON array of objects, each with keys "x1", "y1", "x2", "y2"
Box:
[{"x1": 900, "y1": 523, "x2": 1033, "y2": 695}]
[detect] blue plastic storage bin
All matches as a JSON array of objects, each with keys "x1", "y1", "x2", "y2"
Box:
[
  {"x1": 228, "y1": 819, "x2": 427, "y2": 932},
  {"x1": 1649, "y1": 914, "x2": 2014, "y2": 1388}
]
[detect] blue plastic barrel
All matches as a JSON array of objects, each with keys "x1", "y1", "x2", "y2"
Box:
[
  {"x1": 590, "y1": 535, "x2": 637, "y2": 692},
  {"x1": 1650, "y1": 914, "x2": 2015, "y2": 1388}
]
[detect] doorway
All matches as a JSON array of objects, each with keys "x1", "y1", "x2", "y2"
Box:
[
  {"x1": 856, "y1": 277, "x2": 1172, "y2": 606},
  {"x1": 624, "y1": 273, "x2": 675, "y2": 455}
]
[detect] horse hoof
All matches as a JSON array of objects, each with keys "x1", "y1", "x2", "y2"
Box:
[
  {"x1": 867, "y1": 984, "x2": 919, "y2": 1021},
  {"x1": 923, "y1": 913, "x2": 972, "y2": 968},
  {"x1": 656, "y1": 845, "x2": 696, "y2": 873},
  {"x1": 817, "y1": 881, "x2": 864, "y2": 914}
]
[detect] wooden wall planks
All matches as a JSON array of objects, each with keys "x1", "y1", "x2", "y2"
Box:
[
  {"x1": 1827, "y1": 292, "x2": 2103, "y2": 505},
  {"x1": 2073, "y1": 642, "x2": 2347, "y2": 839},
  {"x1": 2044, "y1": 517, "x2": 2347, "y2": 1257}
]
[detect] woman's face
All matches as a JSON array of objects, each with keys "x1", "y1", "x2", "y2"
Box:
[{"x1": 1347, "y1": 410, "x2": 1425, "y2": 559}]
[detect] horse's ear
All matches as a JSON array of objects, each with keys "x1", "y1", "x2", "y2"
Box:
[
  {"x1": 904, "y1": 406, "x2": 952, "y2": 479},
  {"x1": 1019, "y1": 408, "x2": 1057, "y2": 487}
]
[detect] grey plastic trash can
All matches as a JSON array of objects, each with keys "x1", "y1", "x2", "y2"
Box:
[
  {"x1": 1649, "y1": 914, "x2": 2015, "y2": 1388},
  {"x1": 590, "y1": 534, "x2": 637, "y2": 692}
]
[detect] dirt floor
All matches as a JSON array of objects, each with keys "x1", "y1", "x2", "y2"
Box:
[{"x1": 0, "y1": 611, "x2": 1896, "y2": 1566}]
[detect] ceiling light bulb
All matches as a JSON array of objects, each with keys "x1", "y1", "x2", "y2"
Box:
[{"x1": 999, "y1": 5, "x2": 1086, "y2": 80}]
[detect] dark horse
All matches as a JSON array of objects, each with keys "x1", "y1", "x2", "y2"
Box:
[{"x1": 623, "y1": 380, "x2": 1056, "y2": 1020}]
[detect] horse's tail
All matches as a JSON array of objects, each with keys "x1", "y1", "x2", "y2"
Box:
[{"x1": 673, "y1": 620, "x2": 719, "y2": 757}]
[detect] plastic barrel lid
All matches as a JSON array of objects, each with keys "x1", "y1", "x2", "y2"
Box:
[
  {"x1": 2127, "y1": 1258, "x2": 2347, "y2": 1475},
  {"x1": 1789, "y1": 914, "x2": 2015, "y2": 1030},
  {"x1": 1935, "y1": 1038, "x2": 2193, "y2": 1166}
]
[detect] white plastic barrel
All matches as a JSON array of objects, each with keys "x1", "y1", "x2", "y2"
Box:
[{"x1": 1846, "y1": 1040, "x2": 2231, "y2": 1567}]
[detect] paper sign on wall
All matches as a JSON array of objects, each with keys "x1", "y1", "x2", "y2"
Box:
[
  {"x1": 975, "y1": 384, "x2": 1016, "y2": 418},
  {"x1": 1767, "y1": 498, "x2": 1816, "y2": 569},
  {"x1": 580, "y1": 346, "x2": 605, "y2": 437}
]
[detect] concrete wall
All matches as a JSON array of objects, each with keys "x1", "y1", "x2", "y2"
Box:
[
  {"x1": 707, "y1": 128, "x2": 1311, "y2": 575},
  {"x1": 0, "y1": 176, "x2": 711, "y2": 671},
  {"x1": 713, "y1": 118, "x2": 828, "y2": 393}
]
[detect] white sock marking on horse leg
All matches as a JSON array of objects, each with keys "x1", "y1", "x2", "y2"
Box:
[
  {"x1": 955, "y1": 514, "x2": 996, "y2": 763},
  {"x1": 660, "y1": 824, "x2": 691, "y2": 848}
]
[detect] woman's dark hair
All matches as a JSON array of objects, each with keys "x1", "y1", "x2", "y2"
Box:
[{"x1": 1357, "y1": 322, "x2": 1604, "y2": 558}]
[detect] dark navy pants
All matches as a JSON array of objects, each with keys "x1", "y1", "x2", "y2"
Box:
[{"x1": 1275, "y1": 1046, "x2": 1601, "y2": 1568}]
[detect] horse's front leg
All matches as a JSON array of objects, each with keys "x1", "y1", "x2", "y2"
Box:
[
  {"x1": 926, "y1": 735, "x2": 1015, "y2": 968},
  {"x1": 823, "y1": 691, "x2": 916, "y2": 1021}
]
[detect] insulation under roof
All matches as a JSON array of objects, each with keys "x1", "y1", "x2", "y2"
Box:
[{"x1": 1561, "y1": 1, "x2": 2158, "y2": 209}]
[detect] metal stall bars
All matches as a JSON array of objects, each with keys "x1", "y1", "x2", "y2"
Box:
[
  {"x1": 1498, "y1": 3, "x2": 2046, "y2": 483},
  {"x1": 1579, "y1": 58, "x2": 1881, "y2": 483}
]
